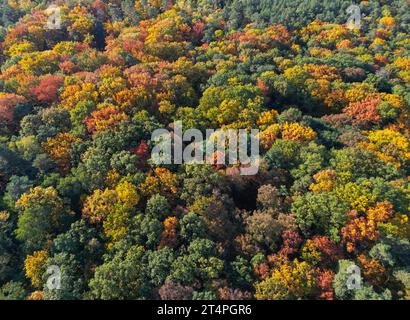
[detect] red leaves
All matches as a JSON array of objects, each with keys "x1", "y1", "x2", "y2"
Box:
[
  {"x1": 90, "y1": 0, "x2": 107, "y2": 18},
  {"x1": 310, "y1": 236, "x2": 343, "y2": 265},
  {"x1": 343, "y1": 96, "x2": 382, "y2": 127},
  {"x1": 254, "y1": 262, "x2": 271, "y2": 280},
  {"x1": 0, "y1": 104, "x2": 15, "y2": 127},
  {"x1": 0, "y1": 93, "x2": 27, "y2": 129},
  {"x1": 316, "y1": 269, "x2": 335, "y2": 300},
  {"x1": 278, "y1": 230, "x2": 302, "y2": 257},
  {"x1": 31, "y1": 75, "x2": 64, "y2": 103},
  {"x1": 136, "y1": 140, "x2": 149, "y2": 158},
  {"x1": 131, "y1": 140, "x2": 150, "y2": 169},
  {"x1": 192, "y1": 21, "x2": 205, "y2": 39}
]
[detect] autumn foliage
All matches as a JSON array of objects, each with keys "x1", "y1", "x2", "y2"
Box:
[{"x1": 0, "y1": 0, "x2": 409, "y2": 301}]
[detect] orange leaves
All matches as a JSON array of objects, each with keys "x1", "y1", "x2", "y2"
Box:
[
  {"x1": 0, "y1": 1, "x2": 409, "y2": 302},
  {"x1": 0, "y1": 93, "x2": 27, "y2": 107},
  {"x1": 357, "y1": 254, "x2": 386, "y2": 285},
  {"x1": 303, "y1": 64, "x2": 341, "y2": 82},
  {"x1": 342, "y1": 215, "x2": 376, "y2": 253},
  {"x1": 366, "y1": 201, "x2": 393, "y2": 223},
  {"x1": 124, "y1": 65, "x2": 160, "y2": 90},
  {"x1": 114, "y1": 88, "x2": 141, "y2": 112},
  {"x1": 159, "y1": 216, "x2": 179, "y2": 249},
  {"x1": 343, "y1": 96, "x2": 382, "y2": 127},
  {"x1": 379, "y1": 16, "x2": 396, "y2": 29},
  {"x1": 139, "y1": 168, "x2": 179, "y2": 199},
  {"x1": 316, "y1": 269, "x2": 335, "y2": 300},
  {"x1": 121, "y1": 35, "x2": 145, "y2": 57},
  {"x1": 278, "y1": 230, "x2": 302, "y2": 257},
  {"x1": 234, "y1": 25, "x2": 291, "y2": 50},
  {"x1": 84, "y1": 104, "x2": 129, "y2": 134},
  {"x1": 253, "y1": 261, "x2": 271, "y2": 280},
  {"x1": 43, "y1": 133, "x2": 81, "y2": 173},
  {"x1": 336, "y1": 39, "x2": 354, "y2": 50},
  {"x1": 154, "y1": 168, "x2": 178, "y2": 195},
  {"x1": 342, "y1": 201, "x2": 393, "y2": 253},
  {"x1": 2, "y1": 10, "x2": 48, "y2": 55},
  {"x1": 28, "y1": 291, "x2": 44, "y2": 300},
  {"x1": 256, "y1": 79, "x2": 270, "y2": 96},
  {"x1": 59, "y1": 60, "x2": 78, "y2": 74},
  {"x1": 284, "y1": 63, "x2": 344, "y2": 110}
]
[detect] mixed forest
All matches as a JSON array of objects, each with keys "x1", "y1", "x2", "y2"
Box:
[{"x1": 0, "y1": 0, "x2": 409, "y2": 300}]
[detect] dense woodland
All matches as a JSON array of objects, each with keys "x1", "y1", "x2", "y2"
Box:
[{"x1": 0, "y1": 0, "x2": 409, "y2": 300}]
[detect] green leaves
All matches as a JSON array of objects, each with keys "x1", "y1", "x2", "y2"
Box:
[
  {"x1": 292, "y1": 192, "x2": 349, "y2": 241},
  {"x1": 16, "y1": 187, "x2": 72, "y2": 253},
  {"x1": 89, "y1": 245, "x2": 150, "y2": 300}
]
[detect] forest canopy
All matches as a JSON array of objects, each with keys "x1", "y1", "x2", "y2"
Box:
[{"x1": 0, "y1": 0, "x2": 409, "y2": 300}]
